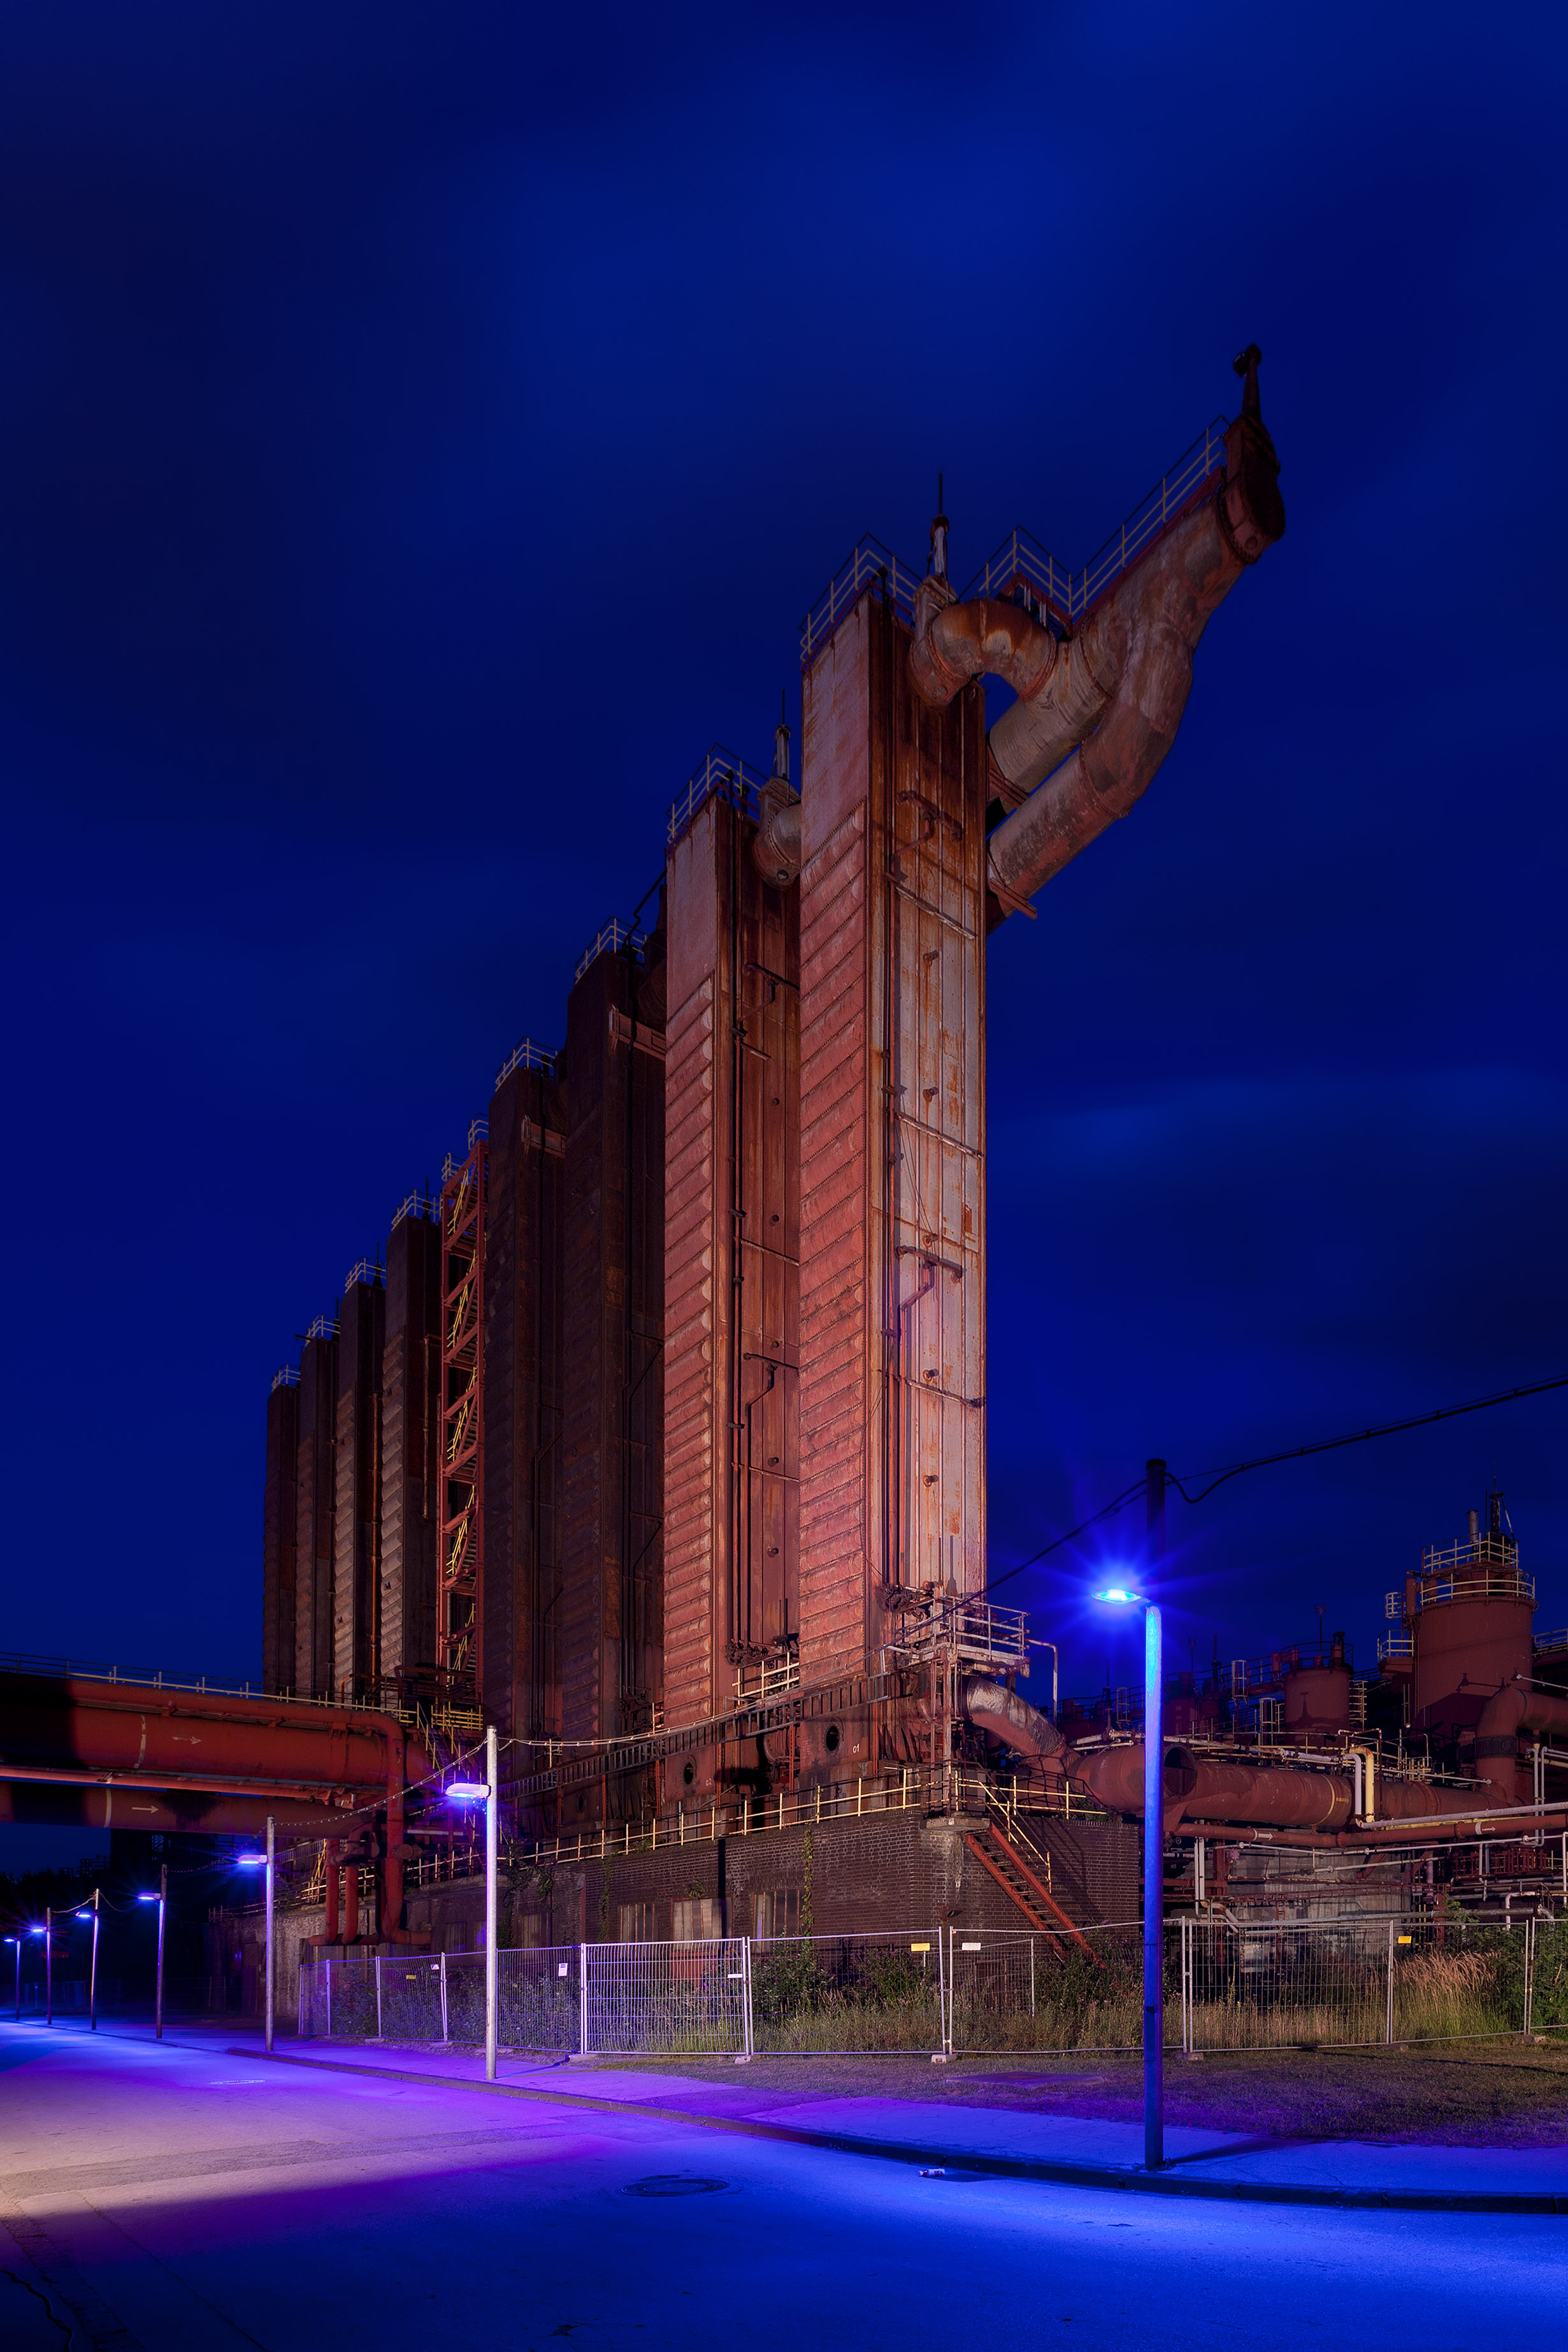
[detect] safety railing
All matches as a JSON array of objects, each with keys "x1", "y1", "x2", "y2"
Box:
[
  {"x1": 1421, "y1": 1533, "x2": 1518, "y2": 1576},
  {"x1": 343, "y1": 1258, "x2": 384, "y2": 1292},
  {"x1": 305, "y1": 1312, "x2": 339, "y2": 1341},
  {"x1": 1416, "y1": 1569, "x2": 1534, "y2": 1612},
  {"x1": 1377, "y1": 1631, "x2": 1414, "y2": 1663},
  {"x1": 886, "y1": 1596, "x2": 1031, "y2": 1673},
  {"x1": 270, "y1": 1364, "x2": 298, "y2": 1392},
  {"x1": 389, "y1": 1191, "x2": 438, "y2": 1229},
  {"x1": 665, "y1": 744, "x2": 770, "y2": 848},
  {"x1": 732, "y1": 1651, "x2": 801, "y2": 1701},
  {"x1": 799, "y1": 537, "x2": 923, "y2": 669},
  {"x1": 494, "y1": 1034, "x2": 557, "y2": 1088},
  {"x1": 1536, "y1": 1629, "x2": 1568, "y2": 1655},
  {"x1": 573, "y1": 918, "x2": 647, "y2": 985}
]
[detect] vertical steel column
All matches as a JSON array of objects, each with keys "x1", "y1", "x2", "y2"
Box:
[
  {"x1": 935, "y1": 1924, "x2": 946, "y2": 2060},
  {"x1": 44, "y1": 1907, "x2": 52, "y2": 2026},
  {"x1": 88, "y1": 1891, "x2": 100, "y2": 2033},
  {"x1": 375, "y1": 1954, "x2": 384, "y2": 2040},
  {"x1": 264, "y1": 1821, "x2": 275, "y2": 2054},
  {"x1": 579, "y1": 1942, "x2": 589, "y2": 2056},
  {"x1": 1523, "y1": 1916, "x2": 1536, "y2": 2038},
  {"x1": 1143, "y1": 1606, "x2": 1163, "y2": 2167},
  {"x1": 742, "y1": 1937, "x2": 754, "y2": 2059},
  {"x1": 484, "y1": 1723, "x2": 499, "y2": 2081},
  {"x1": 439, "y1": 1950, "x2": 449, "y2": 2043}
]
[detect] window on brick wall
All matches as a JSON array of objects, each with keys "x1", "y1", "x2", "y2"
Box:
[
  {"x1": 671, "y1": 1898, "x2": 721, "y2": 1942},
  {"x1": 754, "y1": 1891, "x2": 802, "y2": 1939},
  {"x1": 617, "y1": 1901, "x2": 656, "y2": 1942}
]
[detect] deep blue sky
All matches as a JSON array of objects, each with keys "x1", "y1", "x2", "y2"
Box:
[{"x1": 3, "y1": 4, "x2": 1564, "y2": 1749}]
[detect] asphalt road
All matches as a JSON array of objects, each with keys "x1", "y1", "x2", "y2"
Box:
[{"x1": 1, "y1": 2025, "x2": 1562, "y2": 2350}]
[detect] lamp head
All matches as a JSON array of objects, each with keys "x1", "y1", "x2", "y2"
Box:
[
  {"x1": 136, "y1": 1893, "x2": 160, "y2": 1905},
  {"x1": 445, "y1": 1780, "x2": 488, "y2": 1802},
  {"x1": 1093, "y1": 1584, "x2": 1144, "y2": 1607},
  {"x1": 234, "y1": 1855, "x2": 266, "y2": 1869},
  {"x1": 75, "y1": 1910, "x2": 92, "y2": 1921}
]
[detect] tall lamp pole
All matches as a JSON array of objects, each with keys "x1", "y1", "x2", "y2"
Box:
[
  {"x1": 45, "y1": 1907, "x2": 53, "y2": 2026},
  {"x1": 265, "y1": 1818, "x2": 276, "y2": 2054},
  {"x1": 447, "y1": 1729, "x2": 500, "y2": 2082},
  {"x1": 1095, "y1": 1582, "x2": 1165, "y2": 2170},
  {"x1": 75, "y1": 1893, "x2": 101, "y2": 2030},
  {"x1": 6, "y1": 1937, "x2": 19, "y2": 2021},
  {"x1": 138, "y1": 1866, "x2": 168, "y2": 2039}
]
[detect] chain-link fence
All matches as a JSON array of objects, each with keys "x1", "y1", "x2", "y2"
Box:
[
  {"x1": 298, "y1": 1911, "x2": 1568, "y2": 2058},
  {"x1": 1178, "y1": 1911, "x2": 1568, "y2": 2053}
]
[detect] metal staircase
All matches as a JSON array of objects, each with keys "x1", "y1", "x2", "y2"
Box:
[{"x1": 965, "y1": 1803, "x2": 1098, "y2": 1959}]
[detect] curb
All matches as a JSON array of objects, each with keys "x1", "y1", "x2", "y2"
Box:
[{"x1": 234, "y1": 2049, "x2": 1568, "y2": 2216}]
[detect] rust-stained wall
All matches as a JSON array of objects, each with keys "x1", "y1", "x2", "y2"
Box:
[
  {"x1": 483, "y1": 1058, "x2": 566, "y2": 1754},
  {"x1": 333, "y1": 1273, "x2": 385, "y2": 1699},
  {"x1": 559, "y1": 919, "x2": 666, "y2": 1789},
  {"x1": 797, "y1": 589, "x2": 988, "y2": 1685},
  {"x1": 380, "y1": 1211, "x2": 442, "y2": 1692},
  {"x1": 261, "y1": 1380, "x2": 299, "y2": 1695},
  {"x1": 292, "y1": 1329, "x2": 338, "y2": 1699},
  {"x1": 663, "y1": 793, "x2": 800, "y2": 1728}
]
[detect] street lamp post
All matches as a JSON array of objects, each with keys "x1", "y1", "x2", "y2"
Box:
[
  {"x1": 1095, "y1": 1584, "x2": 1165, "y2": 2170},
  {"x1": 235, "y1": 1837, "x2": 273, "y2": 2049},
  {"x1": 138, "y1": 1866, "x2": 168, "y2": 2039},
  {"x1": 6, "y1": 1937, "x2": 19, "y2": 2021},
  {"x1": 75, "y1": 1894, "x2": 101, "y2": 2030},
  {"x1": 447, "y1": 1728, "x2": 499, "y2": 2082},
  {"x1": 45, "y1": 1907, "x2": 53, "y2": 2026}
]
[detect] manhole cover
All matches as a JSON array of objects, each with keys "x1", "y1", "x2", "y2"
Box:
[{"x1": 624, "y1": 2175, "x2": 730, "y2": 2198}]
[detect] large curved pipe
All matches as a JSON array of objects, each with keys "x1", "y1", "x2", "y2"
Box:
[
  {"x1": 1072, "y1": 1742, "x2": 1461, "y2": 1833},
  {"x1": 1, "y1": 1671, "x2": 432, "y2": 1794},
  {"x1": 1474, "y1": 1682, "x2": 1568, "y2": 1804},
  {"x1": 908, "y1": 349, "x2": 1283, "y2": 921},
  {"x1": 958, "y1": 1674, "x2": 1062, "y2": 1762}
]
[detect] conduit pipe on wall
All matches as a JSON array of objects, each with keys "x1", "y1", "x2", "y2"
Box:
[
  {"x1": 1474, "y1": 1682, "x2": 1568, "y2": 1804},
  {"x1": 909, "y1": 348, "x2": 1284, "y2": 922}
]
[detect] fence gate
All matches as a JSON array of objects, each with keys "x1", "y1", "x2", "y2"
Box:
[{"x1": 579, "y1": 1937, "x2": 751, "y2": 2057}]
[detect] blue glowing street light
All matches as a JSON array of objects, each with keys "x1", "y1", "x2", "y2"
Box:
[
  {"x1": 73, "y1": 1891, "x2": 101, "y2": 2031},
  {"x1": 234, "y1": 1828, "x2": 276, "y2": 2053},
  {"x1": 1095, "y1": 1580, "x2": 1164, "y2": 2170},
  {"x1": 447, "y1": 1726, "x2": 498, "y2": 2082},
  {"x1": 5, "y1": 1935, "x2": 20, "y2": 2023},
  {"x1": 137, "y1": 1863, "x2": 168, "y2": 2040}
]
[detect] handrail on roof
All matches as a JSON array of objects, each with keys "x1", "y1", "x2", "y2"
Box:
[
  {"x1": 494, "y1": 1035, "x2": 557, "y2": 1089},
  {"x1": 343, "y1": 1257, "x2": 384, "y2": 1292},
  {"x1": 390, "y1": 1190, "x2": 438, "y2": 1229},
  {"x1": 305, "y1": 1312, "x2": 340, "y2": 1343},
  {"x1": 574, "y1": 918, "x2": 647, "y2": 985},
  {"x1": 270, "y1": 1364, "x2": 299, "y2": 1392},
  {"x1": 665, "y1": 744, "x2": 771, "y2": 848},
  {"x1": 798, "y1": 415, "x2": 1232, "y2": 671}
]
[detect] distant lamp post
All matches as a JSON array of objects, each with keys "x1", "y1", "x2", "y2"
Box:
[
  {"x1": 136, "y1": 1864, "x2": 168, "y2": 2040},
  {"x1": 5, "y1": 1936, "x2": 20, "y2": 2022},
  {"x1": 74, "y1": 1893, "x2": 101, "y2": 2030},
  {"x1": 235, "y1": 1831, "x2": 275, "y2": 2053},
  {"x1": 1095, "y1": 1582, "x2": 1164, "y2": 2169},
  {"x1": 447, "y1": 1725, "x2": 498, "y2": 2082}
]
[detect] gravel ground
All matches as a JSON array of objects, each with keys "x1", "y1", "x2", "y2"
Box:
[{"x1": 591, "y1": 2042, "x2": 1568, "y2": 2146}]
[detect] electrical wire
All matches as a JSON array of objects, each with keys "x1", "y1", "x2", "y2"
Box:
[{"x1": 984, "y1": 1371, "x2": 1568, "y2": 1597}]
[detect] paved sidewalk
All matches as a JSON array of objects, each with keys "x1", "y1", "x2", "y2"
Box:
[{"x1": 229, "y1": 2034, "x2": 1568, "y2": 2212}]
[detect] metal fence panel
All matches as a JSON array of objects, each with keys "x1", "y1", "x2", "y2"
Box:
[
  {"x1": 751, "y1": 1930, "x2": 944, "y2": 2054},
  {"x1": 582, "y1": 1937, "x2": 749, "y2": 2056}
]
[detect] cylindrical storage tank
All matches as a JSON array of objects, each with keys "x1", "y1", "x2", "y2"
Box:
[
  {"x1": 1282, "y1": 1664, "x2": 1351, "y2": 1742},
  {"x1": 1412, "y1": 1597, "x2": 1533, "y2": 1739}
]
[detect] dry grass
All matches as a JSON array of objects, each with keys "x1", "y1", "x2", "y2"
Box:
[{"x1": 589, "y1": 2039, "x2": 1568, "y2": 2147}]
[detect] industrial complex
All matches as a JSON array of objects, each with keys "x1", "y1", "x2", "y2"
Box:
[{"x1": 8, "y1": 350, "x2": 1567, "y2": 2011}]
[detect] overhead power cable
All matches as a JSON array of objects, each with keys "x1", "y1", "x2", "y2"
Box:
[{"x1": 984, "y1": 1371, "x2": 1568, "y2": 1597}]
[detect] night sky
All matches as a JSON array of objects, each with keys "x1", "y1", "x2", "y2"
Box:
[{"x1": 3, "y1": 4, "x2": 1564, "y2": 1854}]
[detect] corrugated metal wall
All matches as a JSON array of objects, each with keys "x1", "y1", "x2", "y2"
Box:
[
  {"x1": 798, "y1": 589, "x2": 987, "y2": 1686},
  {"x1": 663, "y1": 793, "x2": 800, "y2": 1731},
  {"x1": 292, "y1": 1329, "x2": 338, "y2": 1699},
  {"x1": 559, "y1": 915, "x2": 666, "y2": 1805},
  {"x1": 333, "y1": 1273, "x2": 385, "y2": 1699},
  {"x1": 261, "y1": 1380, "x2": 298, "y2": 1694}
]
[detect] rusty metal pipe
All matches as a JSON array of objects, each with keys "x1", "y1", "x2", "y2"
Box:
[
  {"x1": 1474, "y1": 1682, "x2": 1568, "y2": 1803},
  {"x1": 0, "y1": 1780, "x2": 336, "y2": 1839},
  {"x1": 3, "y1": 1673, "x2": 429, "y2": 1791},
  {"x1": 958, "y1": 1674, "x2": 1062, "y2": 1761},
  {"x1": 1072, "y1": 1742, "x2": 1464, "y2": 1833}
]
